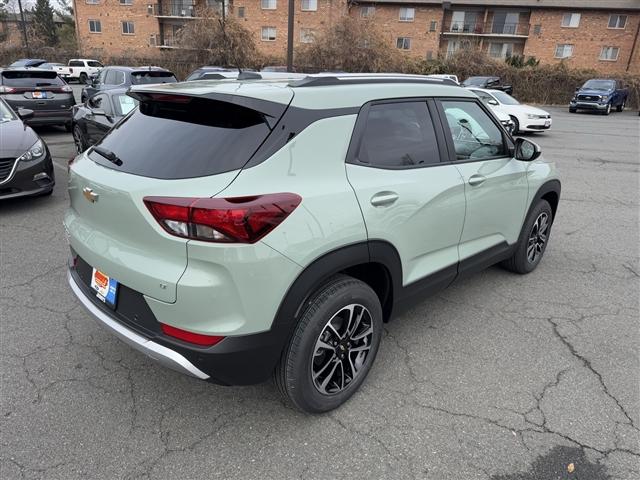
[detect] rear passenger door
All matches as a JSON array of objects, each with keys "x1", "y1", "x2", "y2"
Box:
[
  {"x1": 346, "y1": 99, "x2": 466, "y2": 289},
  {"x1": 436, "y1": 98, "x2": 529, "y2": 272}
]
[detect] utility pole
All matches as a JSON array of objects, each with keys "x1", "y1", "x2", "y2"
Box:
[
  {"x1": 286, "y1": 0, "x2": 294, "y2": 71},
  {"x1": 17, "y1": 0, "x2": 29, "y2": 55}
]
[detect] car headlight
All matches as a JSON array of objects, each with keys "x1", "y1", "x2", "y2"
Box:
[
  {"x1": 527, "y1": 114, "x2": 539, "y2": 119},
  {"x1": 17, "y1": 139, "x2": 45, "y2": 162},
  {"x1": 601, "y1": 95, "x2": 609, "y2": 102}
]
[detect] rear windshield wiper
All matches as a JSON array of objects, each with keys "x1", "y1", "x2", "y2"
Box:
[{"x1": 92, "y1": 146, "x2": 123, "y2": 166}]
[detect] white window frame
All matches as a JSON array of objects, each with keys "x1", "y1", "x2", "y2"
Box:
[
  {"x1": 301, "y1": 0, "x2": 317, "y2": 12},
  {"x1": 300, "y1": 28, "x2": 314, "y2": 43},
  {"x1": 554, "y1": 44, "x2": 573, "y2": 59},
  {"x1": 119, "y1": 0, "x2": 132, "y2": 5},
  {"x1": 608, "y1": 14, "x2": 627, "y2": 29},
  {"x1": 88, "y1": 19, "x2": 101, "y2": 33},
  {"x1": 396, "y1": 37, "x2": 411, "y2": 50},
  {"x1": 399, "y1": 7, "x2": 415, "y2": 22},
  {"x1": 85, "y1": 0, "x2": 100, "y2": 4},
  {"x1": 429, "y1": 20, "x2": 437, "y2": 32},
  {"x1": 561, "y1": 13, "x2": 580, "y2": 28},
  {"x1": 121, "y1": 21, "x2": 135, "y2": 35},
  {"x1": 600, "y1": 46, "x2": 620, "y2": 61},
  {"x1": 488, "y1": 42, "x2": 514, "y2": 59},
  {"x1": 261, "y1": 0, "x2": 276, "y2": 10},
  {"x1": 360, "y1": 6, "x2": 375, "y2": 18},
  {"x1": 261, "y1": 26, "x2": 276, "y2": 41}
]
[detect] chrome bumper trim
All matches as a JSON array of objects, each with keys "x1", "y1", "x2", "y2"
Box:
[{"x1": 67, "y1": 270, "x2": 210, "y2": 380}]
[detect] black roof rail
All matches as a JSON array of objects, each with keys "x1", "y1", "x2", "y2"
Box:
[
  {"x1": 237, "y1": 71, "x2": 262, "y2": 80},
  {"x1": 289, "y1": 75, "x2": 458, "y2": 88}
]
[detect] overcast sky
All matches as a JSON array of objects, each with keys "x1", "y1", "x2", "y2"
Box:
[{"x1": 4, "y1": 0, "x2": 70, "y2": 12}]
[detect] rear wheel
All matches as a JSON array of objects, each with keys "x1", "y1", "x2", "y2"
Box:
[
  {"x1": 275, "y1": 275, "x2": 383, "y2": 413},
  {"x1": 79, "y1": 73, "x2": 88, "y2": 84},
  {"x1": 73, "y1": 124, "x2": 86, "y2": 153},
  {"x1": 501, "y1": 200, "x2": 553, "y2": 274}
]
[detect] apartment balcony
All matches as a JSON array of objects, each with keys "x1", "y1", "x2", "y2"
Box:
[
  {"x1": 152, "y1": 2, "x2": 199, "y2": 18},
  {"x1": 442, "y1": 21, "x2": 530, "y2": 37}
]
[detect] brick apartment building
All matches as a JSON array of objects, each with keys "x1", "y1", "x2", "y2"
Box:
[{"x1": 71, "y1": 0, "x2": 640, "y2": 73}]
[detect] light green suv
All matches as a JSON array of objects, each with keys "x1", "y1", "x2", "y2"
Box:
[{"x1": 65, "y1": 74, "x2": 561, "y2": 413}]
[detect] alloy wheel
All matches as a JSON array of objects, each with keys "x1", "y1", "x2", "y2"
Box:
[
  {"x1": 73, "y1": 126, "x2": 84, "y2": 153},
  {"x1": 527, "y1": 212, "x2": 549, "y2": 264},
  {"x1": 311, "y1": 304, "x2": 374, "y2": 395}
]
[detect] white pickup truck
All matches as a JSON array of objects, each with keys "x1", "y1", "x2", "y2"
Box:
[{"x1": 55, "y1": 59, "x2": 104, "y2": 84}]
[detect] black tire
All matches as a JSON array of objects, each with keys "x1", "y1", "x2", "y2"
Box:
[
  {"x1": 79, "y1": 73, "x2": 88, "y2": 84},
  {"x1": 275, "y1": 275, "x2": 383, "y2": 413},
  {"x1": 73, "y1": 124, "x2": 86, "y2": 153},
  {"x1": 569, "y1": 108, "x2": 577, "y2": 113},
  {"x1": 602, "y1": 103, "x2": 611, "y2": 115},
  {"x1": 501, "y1": 200, "x2": 553, "y2": 274},
  {"x1": 510, "y1": 115, "x2": 520, "y2": 134},
  {"x1": 616, "y1": 100, "x2": 625, "y2": 112},
  {"x1": 64, "y1": 122, "x2": 72, "y2": 133}
]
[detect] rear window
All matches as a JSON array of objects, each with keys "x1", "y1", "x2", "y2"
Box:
[
  {"x1": 131, "y1": 71, "x2": 177, "y2": 85},
  {"x1": 87, "y1": 61, "x2": 103, "y2": 68},
  {"x1": 1, "y1": 70, "x2": 65, "y2": 87},
  {"x1": 90, "y1": 96, "x2": 274, "y2": 179}
]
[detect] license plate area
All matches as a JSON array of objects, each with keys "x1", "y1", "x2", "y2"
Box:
[
  {"x1": 90, "y1": 267, "x2": 118, "y2": 308},
  {"x1": 31, "y1": 91, "x2": 47, "y2": 99}
]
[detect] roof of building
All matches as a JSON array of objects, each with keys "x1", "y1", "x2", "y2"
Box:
[{"x1": 358, "y1": 0, "x2": 640, "y2": 10}]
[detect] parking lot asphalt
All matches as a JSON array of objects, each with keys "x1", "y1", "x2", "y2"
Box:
[{"x1": 1, "y1": 103, "x2": 639, "y2": 480}]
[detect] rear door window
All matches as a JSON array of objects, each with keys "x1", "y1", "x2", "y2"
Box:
[
  {"x1": 131, "y1": 72, "x2": 177, "y2": 85},
  {"x1": 69, "y1": 60, "x2": 84, "y2": 67},
  {"x1": 113, "y1": 94, "x2": 138, "y2": 116},
  {"x1": 87, "y1": 61, "x2": 103, "y2": 68},
  {"x1": 355, "y1": 101, "x2": 441, "y2": 168},
  {"x1": 1, "y1": 71, "x2": 64, "y2": 88},
  {"x1": 90, "y1": 95, "x2": 279, "y2": 179}
]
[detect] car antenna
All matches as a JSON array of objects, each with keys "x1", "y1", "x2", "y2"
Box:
[{"x1": 218, "y1": 17, "x2": 261, "y2": 80}]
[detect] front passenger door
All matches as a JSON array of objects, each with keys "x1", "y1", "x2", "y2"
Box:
[
  {"x1": 346, "y1": 99, "x2": 466, "y2": 290},
  {"x1": 438, "y1": 99, "x2": 529, "y2": 271}
]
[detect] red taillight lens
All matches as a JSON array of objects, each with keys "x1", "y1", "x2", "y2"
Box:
[
  {"x1": 143, "y1": 193, "x2": 301, "y2": 244},
  {"x1": 160, "y1": 323, "x2": 225, "y2": 347},
  {"x1": 0, "y1": 86, "x2": 16, "y2": 93}
]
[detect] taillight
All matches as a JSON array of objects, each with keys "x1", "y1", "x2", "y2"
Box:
[
  {"x1": 160, "y1": 323, "x2": 225, "y2": 347},
  {"x1": 0, "y1": 86, "x2": 16, "y2": 93},
  {"x1": 144, "y1": 193, "x2": 301, "y2": 244},
  {"x1": 50, "y1": 85, "x2": 73, "y2": 93}
]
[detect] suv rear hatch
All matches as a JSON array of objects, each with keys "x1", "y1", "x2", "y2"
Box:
[
  {"x1": 66, "y1": 88, "x2": 292, "y2": 303},
  {"x1": 0, "y1": 70, "x2": 73, "y2": 114}
]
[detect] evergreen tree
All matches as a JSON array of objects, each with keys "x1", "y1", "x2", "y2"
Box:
[{"x1": 32, "y1": 0, "x2": 59, "y2": 46}]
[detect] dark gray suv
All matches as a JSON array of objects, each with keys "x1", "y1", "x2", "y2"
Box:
[{"x1": 81, "y1": 66, "x2": 177, "y2": 102}]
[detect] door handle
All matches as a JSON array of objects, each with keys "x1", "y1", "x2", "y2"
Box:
[
  {"x1": 468, "y1": 174, "x2": 486, "y2": 186},
  {"x1": 370, "y1": 191, "x2": 399, "y2": 207}
]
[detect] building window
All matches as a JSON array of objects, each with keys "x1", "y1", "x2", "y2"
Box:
[
  {"x1": 360, "y1": 6, "x2": 375, "y2": 18},
  {"x1": 261, "y1": 26, "x2": 276, "y2": 41},
  {"x1": 261, "y1": 0, "x2": 276, "y2": 10},
  {"x1": 608, "y1": 14, "x2": 627, "y2": 29},
  {"x1": 88, "y1": 19, "x2": 101, "y2": 33},
  {"x1": 554, "y1": 44, "x2": 573, "y2": 58},
  {"x1": 533, "y1": 24, "x2": 541, "y2": 35},
  {"x1": 301, "y1": 0, "x2": 317, "y2": 11},
  {"x1": 399, "y1": 7, "x2": 414, "y2": 22},
  {"x1": 561, "y1": 13, "x2": 580, "y2": 28},
  {"x1": 149, "y1": 34, "x2": 157, "y2": 46},
  {"x1": 119, "y1": 0, "x2": 132, "y2": 4},
  {"x1": 396, "y1": 37, "x2": 411, "y2": 50},
  {"x1": 237, "y1": 6, "x2": 245, "y2": 18},
  {"x1": 300, "y1": 28, "x2": 314, "y2": 43},
  {"x1": 600, "y1": 46, "x2": 620, "y2": 61},
  {"x1": 429, "y1": 20, "x2": 437, "y2": 32},
  {"x1": 489, "y1": 42, "x2": 514, "y2": 59},
  {"x1": 122, "y1": 21, "x2": 135, "y2": 34},
  {"x1": 85, "y1": 0, "x2": 100, "y2": 4},
  {"x1": 426, "y1": 50, "x2": 433, "y2": 60}
]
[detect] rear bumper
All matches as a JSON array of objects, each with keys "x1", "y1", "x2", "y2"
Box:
[
  {"x1": 68, "y1": 268, "x2": 210, "y2": 380},
  {"x1": 67, "y1": 260, "x2": 291, "y2": 385},
  {"x1": 27, "y1": 110, "x2": 73, "y2": 126}
]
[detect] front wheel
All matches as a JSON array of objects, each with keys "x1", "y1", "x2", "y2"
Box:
[
  {"x1": 510, "y1": 115, "x2": 520, "y2": 134},
  {"x1": 616, "y1": 100, "x2": 625, "y2": 112},
  {"x1": 275, "y1": 275, "x2": 383, "y2": 413},
  {"x1": 603, "y1": 103, "x2": 611, "y2": 115},
  {"x1": 501, "y1": 200, "x2": 553, "y2": 274},
  {"x1": 569, "y1": 107, "x2": 577, "y2": 113}
]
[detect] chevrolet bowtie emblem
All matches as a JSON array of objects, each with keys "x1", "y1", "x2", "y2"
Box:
[{"x1": 82, "y1": 187, "x2": 98, "y2": 203}]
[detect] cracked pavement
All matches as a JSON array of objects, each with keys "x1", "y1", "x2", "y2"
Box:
[{"x1": 1, "y1": 105, "x2": 638, "y2": 479}]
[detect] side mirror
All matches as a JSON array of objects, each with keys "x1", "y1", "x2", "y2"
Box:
[
  {"x1": 17, "y1": 108, "x2": 34, "y2": 120},
  {"x1": 488, "y1": 99, "x2": 499, "y2": 106},
  {"x1": 514, "y1": 137, "x2": 541, "y2": 161}
]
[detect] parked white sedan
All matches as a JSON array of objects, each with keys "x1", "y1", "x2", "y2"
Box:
[{"x1": 467, "y1": 88, "x2": 552, "y2": 134}]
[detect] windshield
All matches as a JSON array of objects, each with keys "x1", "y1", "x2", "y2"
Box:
[
  {"x1": 131, "y1": 72, "x2": 177, "y2": 85},
  {"x1": 91, "y1": 96, "x2": 275, "y2": 179},
  {"x1": 1, "y1": 70, "x2": 65, "y2": 87},
  {"x1": 491, "y1": 91, "x2": 520, "y2": 105},
  {"x1": 0, "y1": 100, "x2": 16, "y2": 122},
  {"x1": 582, "y1": 80, "x2": 615, "y2": 90},
  {"x1": 462, "y1": 77, "x2": 487, "y2": 86}
]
